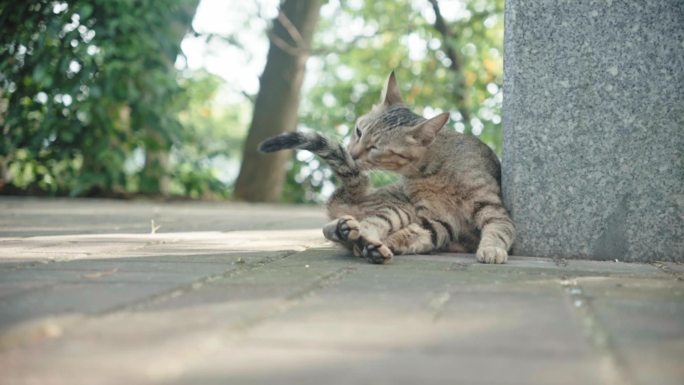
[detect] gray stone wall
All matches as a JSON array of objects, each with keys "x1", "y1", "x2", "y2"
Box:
[{"x1": 502, "y1": 1, "x2": 683, "y2": 261}]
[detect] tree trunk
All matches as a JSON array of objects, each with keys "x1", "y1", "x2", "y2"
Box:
[{"x1": 233, "y1": 0, "x2": 322, "y2": 202}]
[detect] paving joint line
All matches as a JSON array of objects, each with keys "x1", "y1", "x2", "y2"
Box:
[
  {"x1": 650, "y1": 261, "x2": 684, "y2": 281},
  {"x1": 445, "y1": 262, "x2": 469, "y2": 271},
  {"x1": 552, "y1": 256, "x2": 568, "y2": 267},
  {"x1": 560, "y1": 277, "x2": 634, "y2": 385},
  {"x1": 98, "y1": 249, "x2": 307, "y2": 315},
  {"x1": 220, "y1": 265, "x2": 358, "y2": 334}
]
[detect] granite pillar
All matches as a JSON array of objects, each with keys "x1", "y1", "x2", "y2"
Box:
[{"x1": 502, "y1": 0, "x2": 683, "y2": 261}]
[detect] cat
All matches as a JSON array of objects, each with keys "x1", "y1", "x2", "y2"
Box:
[{"x1": 259, "y1": 71, "x2": 515, "y2": 264}]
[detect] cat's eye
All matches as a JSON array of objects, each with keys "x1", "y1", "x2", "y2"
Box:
[{"x1": 355, "y1": 126, "x2": 362, "y2": 138}]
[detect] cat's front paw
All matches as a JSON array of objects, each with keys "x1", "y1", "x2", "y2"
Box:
[
  {"x1": 362, "y1": 241, "x2": 393, "y2": 264},
  {"x1": 476, "y1": 246, "x2": 508, "y2": 264},
  {"x1": 335, "y1": 215, "x2": 360, "y2": 242}
]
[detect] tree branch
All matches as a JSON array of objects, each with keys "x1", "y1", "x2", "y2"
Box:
[
  {"x1": 267, "y1": 10, "x2": 311, "y2": 57},
  {"x1": 276, "y1": 11, "x2": 304, "y2": 48},
  {"x1": 428, "y1": 0, "x2": 460, "y2": 73},
  {"x1": 427, "y1": 0, "x2": 470, "y2": 126},
  {"x1": 268, "y1": 31, "x2": 308, "y2": 56}
]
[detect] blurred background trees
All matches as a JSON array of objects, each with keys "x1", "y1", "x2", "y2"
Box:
[{"x1": 0, "y1": 0, "x2": 504, "y2": 203}]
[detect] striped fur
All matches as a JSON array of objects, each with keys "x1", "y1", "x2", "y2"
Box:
[{"x1": 259, "y1": 131, "x2": 368, "y2": 197}]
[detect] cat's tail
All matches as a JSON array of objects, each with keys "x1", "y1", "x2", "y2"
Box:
[
  {"x1": 258, "y1": 132, "x2": 367, "y2": 192},
  {"x1": 258, "y1": 131, "x2": 323, "y2": 153}
]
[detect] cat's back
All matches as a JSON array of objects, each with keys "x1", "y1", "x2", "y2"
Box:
[{"x1": 436, "y1": 130, "x2": 501, "y2": 183}]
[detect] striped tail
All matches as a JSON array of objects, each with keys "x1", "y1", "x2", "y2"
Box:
[{"x1": 258, "y1": 132, "x2": 367, "y2": 194}]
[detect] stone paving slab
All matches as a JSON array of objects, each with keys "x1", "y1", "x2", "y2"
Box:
[{"x1": 0, "y1": 197, "x2": 682, "y2": 385}]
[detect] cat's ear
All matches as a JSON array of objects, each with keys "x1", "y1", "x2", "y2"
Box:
[
  {"x1": 380, "y1": 71, "x2": 403, "y2": 106},
  {"x1": 406, "y1": 112, "x2": 450, "y2": 146}
]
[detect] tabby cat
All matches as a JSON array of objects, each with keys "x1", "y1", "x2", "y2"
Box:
[{"x1": 259, "y1": 72, "x2": 515, "y2": 264}]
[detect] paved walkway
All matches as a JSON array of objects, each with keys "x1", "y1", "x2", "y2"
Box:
[{"x1": 0, "y1": 197, "x2": 682, "y2": 385}]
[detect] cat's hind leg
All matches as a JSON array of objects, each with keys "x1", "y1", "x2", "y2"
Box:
[
  {"x1": 383, "y1": 226, "x2": 474, "y2": 255},
  {"x1": 323, "y1": 212, "x2": 402, "y2": 264},
  {"x1": 358, "y1": 237, "x2": 393, "y2": 264},
  {"x1": 322, "y1": 216, "x2": 364, "y2": 257},
  {"x1": 323, "y1": 213, "x2": 397, "y2": 264},
  {"x1": 322, "y1": 215, "x2": 361, "y2": 243},
  {"x1": 382, "y1": 223, "x2": 435, "y2": 255},
  {"x1": 353, "y1": 214, "x2": 402, "y2": 264}
]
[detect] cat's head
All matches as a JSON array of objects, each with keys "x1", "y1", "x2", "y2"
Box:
[{"x1": 348, "y1": 71, "x2": 449, "y2": 174}]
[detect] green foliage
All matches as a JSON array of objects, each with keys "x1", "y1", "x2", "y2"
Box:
[{"x1": 0, "y1": 0, "x2": 231, "y2": 197}]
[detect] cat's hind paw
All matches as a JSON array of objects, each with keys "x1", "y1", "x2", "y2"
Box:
[
  {"x1": 323, "y1": 215, "x2": 361, "y2": 242},
  {"x1": 336, "y1": 215, "x2": 361, "y2": 242},
  {"x1": 476, "y1": 246, "x2": 508, "y2": 264},
  {"x1": 363, "y1": 242, "x2": 393, "y2": 264}
]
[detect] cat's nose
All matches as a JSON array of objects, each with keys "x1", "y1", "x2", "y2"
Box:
[{"x1": 349, "y1": 146, "x2": 361, "y2": 160}]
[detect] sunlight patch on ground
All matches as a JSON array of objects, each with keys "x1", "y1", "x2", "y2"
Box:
[{"x1": 0, "y1": 229, "x2": 325, "y2": 262}]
